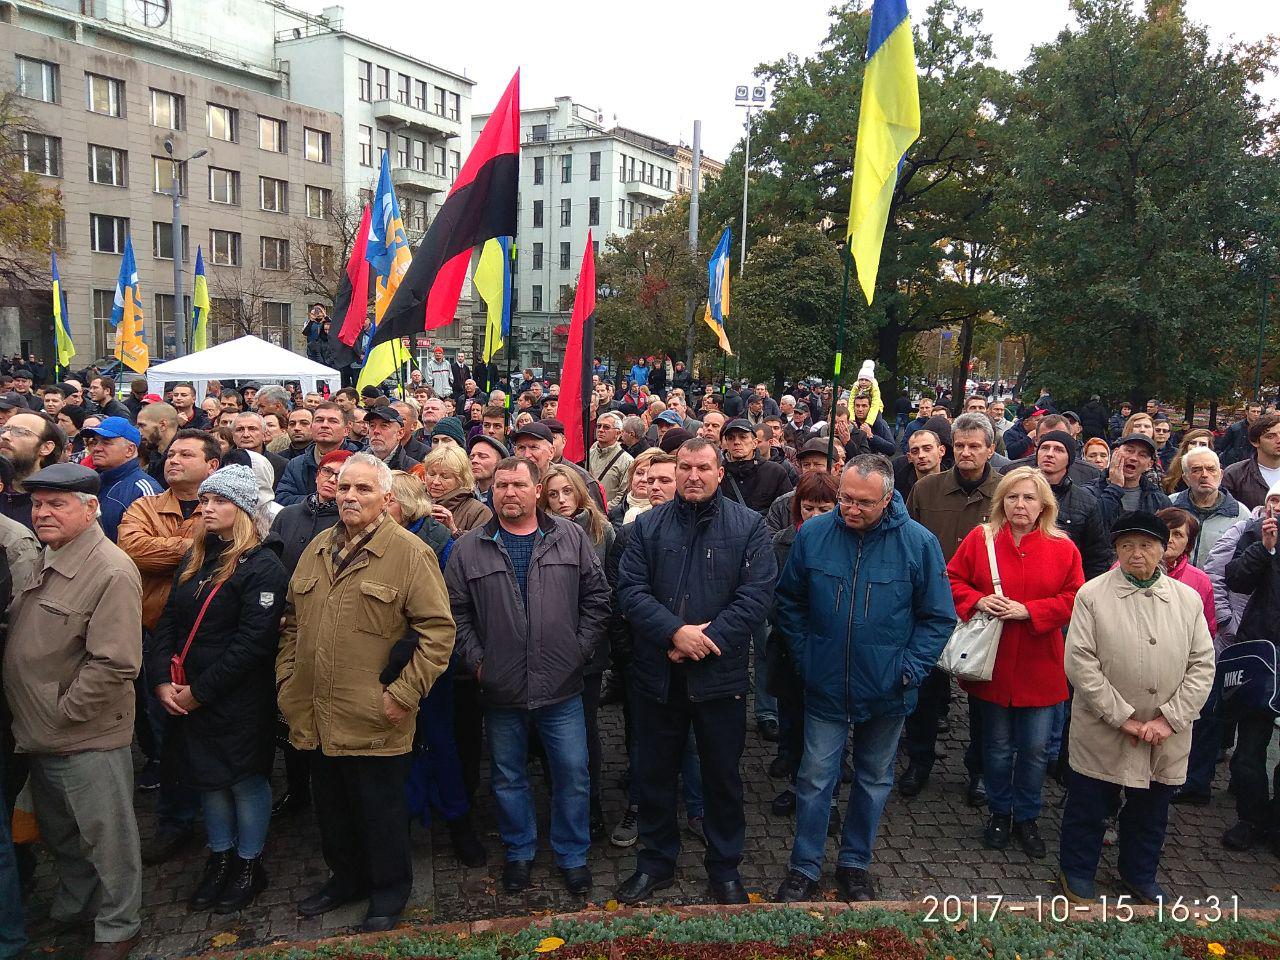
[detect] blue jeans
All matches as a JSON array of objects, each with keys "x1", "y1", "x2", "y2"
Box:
[
  {"x1": 753, "y1": 621, "x2": 777, "y2": 724},
  {"x1": 979, "y1": 701, "x2": 1056, "y2": 822},
  {"x1": 202, "y1": 774, "x2": 272, "y2": 859},
  {"x1": 0, "y1": 750, "x2": 26, "y2": 959},
  {"x1": 790, "y1": 711, "x2": 904, "y2": 880},
  {"x1": 487, "y1": 697, "x2": 590, "y2": 868}
]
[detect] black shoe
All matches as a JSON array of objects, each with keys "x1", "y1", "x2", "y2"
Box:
[
  {"x1": 984, "y1": 813, "x2": 1011, "y2": 850},
  {"x1": 561, "y1": 865, "x2": 592, "y2": 896},
  {"x1": 967, "y1": 776, "x2": 987, "y2": 807},
  {"x1": 1223, "y1": 820, "x2": 1266, "y2": 851},
  {"x1": 447, "y1": 818, "x2": 488, "y2": 868},
  {"x1": 774, "y1": 869, "x2": 817, "y2": 903},
  {"x1": 768, "y1": 755, "x2": 792, "y2": 779},
  {"x1": 1171, "y1": 787, "x2": 1211, "y2": 807},
  {"x1": 616, "y1": 871, "x2": 674, "y2": 904},
  {"x1": 142, "y1": 825, "x2": 195, "y2": 865},
  {"x1": 898, "y1": 764, "x2": 929, "y2": 798},
  {"x1": 502, "y1": 859, "x2": 533, "y2": 894},
  {"x1": 188, "y1": 851, "x2": 234, "y2": 911},
  {"x1": 709, "y1": 879, "x2": 748, "y2": 904},
  {"x1": 360, "y1": 914, "x2": 401, "y2": 933},
  {"x1": 1012, "y1": 819, "x2": 1046, "y2": 859},
  {"x1": 297, "y1": 881, "x2": 366, "y2": 918},
  {"x1": 758, "y1": 719, "x2": 780, "y2": 742},
  {"x1": 213, "y1": 856, "x2": 267, "y2": 913},
  {"x1": 834, "y1": 866, "x2": 875, "y2": 902},
  {"x1": 770, "y1": 789, "x2": 796, "y2": 817},
  {"x1": 271, "y1": 792, "x2": 310, "y2": 819}
]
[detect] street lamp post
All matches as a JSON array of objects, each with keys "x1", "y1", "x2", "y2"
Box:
[
  {"x1": 732, "y1": 84, "x2": 768, "y2": 275},
  {"x1": 164, "y1": 139, "x2": 208, "y2": 358}
]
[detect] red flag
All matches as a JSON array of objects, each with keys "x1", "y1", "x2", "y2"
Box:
[
  {"x1": 560, "y1": 231, "x2": 596, "y2": 465},
  {"x1": 336, "y1": 204, "x2": 372, "y2": 348}
]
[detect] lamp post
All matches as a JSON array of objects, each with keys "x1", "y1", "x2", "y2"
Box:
[
  {"x1": 163, "y1": 139, "x2": 208, "y2": 358},
  {"x1": 732, "y1": 84, "x2": 768, "y2": 275}
]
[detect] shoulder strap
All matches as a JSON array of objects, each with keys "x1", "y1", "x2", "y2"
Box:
[
  {"x1": 593, "y1": 447, "x2": 625, "y2": 480},
  {"x1": 985, "y1": 527, "x2": 1004, "y2": 598},
  {"x1": 173, "y1": 580, "x2": 224, "y2": 677}
]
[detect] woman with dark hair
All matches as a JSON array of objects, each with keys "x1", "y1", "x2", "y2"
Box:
[{"x1": 1155, "y1": 508, "x2": 1215, "y2": 631}]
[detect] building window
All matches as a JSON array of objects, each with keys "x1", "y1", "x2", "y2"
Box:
[
  {"x1": 259, "y1": 116, "x2": 285, "y2": 153},
  {"x1": 531, "y1": 123, "x2": 547, "y2": 142},
  {"x1": 433, "y1": 145, "x2": 446, "y2": 178},
  {"x1": 403, "y1": 199, "x2": 425, "y2": 233},
  {"x1": 532, "y1": 200, "x2": 543, "y2": 229},
  {"x1": 375, "y1": 66, "x2": 390, "y2": 100},
  {"x1": 357, "y1": 59, "x2": 372, "y2": 101},
  {"x1": 588, "y1": 196, "x2": 599, "y2": 226},
  {"x1": 209, "y1": 167, "x2": 239, "y2": 204},
  {"x1": 152, "y1": 221, "x2": 189, "y2": 260},
  {"x1": 413, "y1": 80, "x2": 428, "y2": 111},
  {"x1": 150, "y1": 89, "x2": 182, "y2": 130},
  {"x1": 261, "y1": 302, "x2": 291, "y2": 347},
  {"x1": 88, "y1": 144, "x2": 125, "y2": 186},
  {"x1": 531, "y1": 242, "x2": 543, "y2": 270},
  {"x1": 593, "y1": 240, "x2": 599, "y2": 257},
  {"x1": 588, "y1": 150, "x2": 602, "y2": 181},
  {"x1": 531, "y1": 285, "x2": 542, "y2": 312},
  {"x1": 559, "y1": 242, "x2": 571, "y2": 270},
  {"x1": 261, "y1": 237, "x2": 289, "y2": 271},
  {"x1": 560, "y1": 198, "x2": 571, "y2": 227},
  {"x1": 358, "y1": 125, "x2": 373, "y2": 166},
  {"x1": 260, "y1": 176, "x2": 287, "y2": 213},
  {"x1": 619, "y1": 154, "x2": 627, "y2": 182},
  {"x1": 434, "y1": 88, "x2": 446, "y2": 116},
  {"x1": 85, "y1": 72, "x2": 123, "y2": 116},
  {"x1": 17, "y1": 57, "x2": 59, "y2": 103},
  {"x1": 378, "y1": 129, "x2": 390, "y2": 165},
  {"x1": 411, "y1": 140, "x2": 426, "y2": 172},
  {"x1": 154, "y1": 294, "x2": 192, "y2": 360},
  {"x1": 152, "y1": 156, "x2": 186, "y2": 195},
  {"x1": 447, "y1": 91, "x2": 460, "y2": 121},
  {"x1": 618, "y1": 200, "x2": 626, "y2": 227},
  {"x1": 305, "y1": 185, "x2": 331, "y2": 219},
  {"x1": 304, "y1": 127, "x2": 330, "y2": 163},
  {"x1": 533, "y1": 156, "x2": 544, "y2": 185},
  {"x1": 396, "y1": 73, "x2": 411, "y2": 105},
  {"x1": 305, "y1": 243, "x2": 334, "y2": 276},
  {"x1": 396, "y1": 135, "x2": 410, "y2": 168},
  {"x1": 207, "y1": 103, "x2": 237, "y2": 141},
  {"x1": 20, "y1": 133, "x2": 61, "y2": 177},
  {"x1": 93, "y1": 289, "x2": 114, "y2": 357},
  {"x1": 561, "y1": 154, "x2": 572, "y2": 183},
  {"x1": 627, "y1": 201, "x2": 634, "y2": 228},
  {"x1": 449, "y1": 150, "x2": 460, "y2": 181},
  {"x1": 210, "y1": 229, "x2": 240, "y2": 266},
  {"x1": 90, "y1": 214, "x2": 127, "y2": 254}
]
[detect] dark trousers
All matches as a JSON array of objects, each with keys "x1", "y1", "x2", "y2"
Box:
[
  {"x1": 582, "y1": 673, "x2": 603, "y2": 809},
  {"x1": 407, "y1": 671, "x2": 468, "y2": 826},
  {"x1": 633, "y1": 685, "x2": 745, "y2": 883},
  {"x1": 452, "y1": 677, "x2": 485, "y2": 804},
  {"x1": 1059, "y1": 770, "x2": 1175, "y2": 887},
  {"x1": 1228, "y1": 705, "x2": 1280, "y2": 828},
  {"x1": 1184, "y1": 667, "x2": 1224, "y2": 796},
  {"x1": 311, "y1": 752, "x2": 413, "y2": 916},
  {"x1": 903, "y1": 668, "x2": 984, "y2": 776},
  {"x1": 281, "y1": 743, "x2": 312, "y2": 800}
]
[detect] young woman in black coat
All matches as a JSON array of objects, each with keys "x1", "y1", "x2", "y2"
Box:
[{"x1": 149, "y1": 465, "x2": 288, "y2": 914}]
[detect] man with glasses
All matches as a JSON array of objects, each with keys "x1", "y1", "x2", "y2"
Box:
[
  {"x1": 588, "y1": 413, "x2": 633, "y2": 506},
  {"x1": 0, "y1": 411, "x2": 64, "y2": 530},
  {"x1": 84, "y1": 417, "x2": 160, "y2": 542},
  {"x1": 773, "y1": 454, "x2": 953, "y2": 903}
]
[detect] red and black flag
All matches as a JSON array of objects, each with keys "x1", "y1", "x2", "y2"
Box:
[
  {"x1": 331, "y1": 203, "x2": 372, "y2": 368},
  {"x1": 560, "y1": 231, "x2": 596, "y2": 465},
  {"x1": 368, "y1": 71, "x2": 520, "y2": 350}
]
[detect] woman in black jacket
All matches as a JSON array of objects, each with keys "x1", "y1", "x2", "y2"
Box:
[{"x1": 149, "y1": 465, "x2": 288, "y2": 914}]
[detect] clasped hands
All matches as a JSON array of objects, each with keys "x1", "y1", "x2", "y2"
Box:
[
  {"x1": 974, "y1": 594, "x2": 1030, "y2": 621},
  {"x1": 1121, "y1": 713, "x2": 1174, "y2": 747},
  {"x1": 669, "y1": 623, "x2": 720, "y2": 663}
]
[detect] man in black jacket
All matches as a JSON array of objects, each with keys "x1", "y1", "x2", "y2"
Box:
[
  {"x1": 615, "y1": 438, "x2": 776, "y2": 906},
  {"x1": 1035, "y1": 431, "x2": 1110, "y2": 579},
  {"x1": 720, "y1": 420, "x2": 793, "y2": 514}
]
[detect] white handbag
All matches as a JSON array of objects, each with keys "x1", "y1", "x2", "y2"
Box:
[{"x1": 938, "y1": 527, "x2": 1005, "y2": 682}]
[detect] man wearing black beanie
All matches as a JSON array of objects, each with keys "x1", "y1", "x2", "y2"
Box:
[{"x1": 1036, "y1": 431, "x2": 1111, "y2": 580}]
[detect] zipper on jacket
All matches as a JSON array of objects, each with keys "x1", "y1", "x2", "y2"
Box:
[{"x1": 847, "y1": 539, "x2": 863, "y2": 723}]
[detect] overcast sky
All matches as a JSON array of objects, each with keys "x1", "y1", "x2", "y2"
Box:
[{"x1": 301, "y1": 0, "x2": 1277, "y2": 160}]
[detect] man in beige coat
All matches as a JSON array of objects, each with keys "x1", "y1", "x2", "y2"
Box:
[
  {"x1": 588, "y1": 412, "x2": 633, "y2": 506},
  {"x1": 1060, "y1": 510, "x2": 1215, "y2": 906},
  {"x1": 277, "y1": 453, "x2": 454, "y2": 933},
  {"x1": 4, "y1": 463, "x2": 143, "y2": 960}
]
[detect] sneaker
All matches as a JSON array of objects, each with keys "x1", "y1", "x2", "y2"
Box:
[
  {"x1": 983, "y1": 813, "x2": 1011, "y2": 850},
  {"x1": 611, "y1": 807, "x2": 639, "y2": 848},
  {"x1": 686, "y1": 816, "x2": 706, "y2": 845},
  {"x1": 834, "y1": 865, "x2": 875, "y2": 901}
]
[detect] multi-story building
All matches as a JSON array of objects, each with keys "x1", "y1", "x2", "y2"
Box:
[{"x1": 471, "y1": 97, "x2": 719, "y2": 378}]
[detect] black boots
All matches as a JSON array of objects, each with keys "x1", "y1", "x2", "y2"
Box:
[
  {"x1": 189, "y1": 851, "x2": 234, "y2": 911},
  {"x1": 214, "y1": 855, "x2": 268, "y2": 913}
]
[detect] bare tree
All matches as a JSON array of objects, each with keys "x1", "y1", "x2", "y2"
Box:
[
  {"x1": 289, "y1": 192, "x2": 364, "y2": 304},
  {"x1": 208, "y1": 265, "x2": 297, "y2": 346},
  {"x1": 0, "y1": 89, "x2": 64, "y2": 289}
]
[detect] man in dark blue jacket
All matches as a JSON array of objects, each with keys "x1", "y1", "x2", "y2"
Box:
[
  {"x1": 85, "y1": 416, "x2": 161, "y2": 541},
  {"x1": 615, "y1": 437, "x2": 776, "y2": 906},
  {"x1": 772, "y1": 454, "x2": 955, "y2": 903}
]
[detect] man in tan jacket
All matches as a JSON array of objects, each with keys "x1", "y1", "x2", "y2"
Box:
[
  {"x1": 277, "y1": 452, "x2": 454, "y2": 933},
  {"x1": 4, "y1": 463, "x2": 143, "y2": 960}
]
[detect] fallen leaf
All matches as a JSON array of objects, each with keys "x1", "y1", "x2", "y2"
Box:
[
  {"x1": 210, "y1": 933, "x2": 239, "y2": 948},
  {"x1": 605, "y1": 899, "x2": 620, "y2": 912},
  {"x1": 747, "y1": 892, "x2": 764, "y2": 904},
  {"x1": 808, "y1": 911, "x2": 824, "y2": 919},
  {"x1": 953, "y1": 920, "x2": 968, "y2": 933},
  {"x1": 535, "y1": 936, "x2": 566, "y2": 953},
  {"x1": 1196, "y1": 919, "x2": 1209, "y2": 928}
]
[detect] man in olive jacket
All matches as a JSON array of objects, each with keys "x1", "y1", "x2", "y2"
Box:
[{"x1": 277, "y1": 453, "x2": 454, "y2": 933}]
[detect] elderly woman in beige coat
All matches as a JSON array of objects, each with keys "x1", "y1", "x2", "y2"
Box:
[{"x1": 1058, "y1": 511, "x2": 1214, "y2": 907}]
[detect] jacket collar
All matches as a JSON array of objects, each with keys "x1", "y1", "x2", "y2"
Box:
[
  {"x1": 1110, "y1": 566, "x2": 1173, "y2": 602},
  {"x1": 153, "y1": 488, "x2": 190, "y2": 517},
  {"x1": 43, "y1": 522, "x2": 105, "y2": 579},
  {"x1": 99, "y1": 460, "x2": 141, "y2": 486},
  {"x1": 481, "y1": 508, "x2": 557, "y2": 540},
  {"x1": 312, "y1": 510, "x2": 395, "y2": 561}
]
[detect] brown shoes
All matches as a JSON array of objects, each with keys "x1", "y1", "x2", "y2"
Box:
[{"x1": 84, "y1": 931, "x2": 141, "y2": 960}]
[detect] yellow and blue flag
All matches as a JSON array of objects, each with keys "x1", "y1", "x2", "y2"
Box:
[
  {"x1": 357, "y1": 152, "x2": 412, "y2": 390},
  {"x1": 110, "y1": 235, "x2": 149, "y2": 372},
  {"x1": 847, "y1": 0, "x2": 920, "y2": 304},
  {"x1": 703, "y1": 227, "x2": 732, "y2": 354},
  {"x1": 51, "y1": 252, "x2": 75, "y2": 370},
  {"x1": 192, "y1": 246, "x2": 210, "y2": 352},
  {"x1": 474, "y1": 236, "x2": 513, "y2": 370}
]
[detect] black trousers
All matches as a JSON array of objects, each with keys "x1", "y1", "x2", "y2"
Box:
[
  {"x1": 452, "y1": 678, "x2": 485, "y2": 804},
  {"x1": 1228, "y1": 706, "x2": 1280, "y2": 828},
  {"x1": 903, "y1": 667, "x2": 984, "y2": 776},
  {"x1": 633, "y1": 682, "x2": 745, "y2": 883},
  {"x1": 311, "y1": 752, "x2": 413, "y2": 916},
  {"x1": 582, "y1": 673, "x2": 603, "y2": 808},
  {"x1": 1060, "y1": 770, "x2": 1175, "y2": 887}
]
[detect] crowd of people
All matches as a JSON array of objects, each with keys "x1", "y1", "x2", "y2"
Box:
[{"x1": 0, "y1": 350, "x2": 1271, "y2": 960}]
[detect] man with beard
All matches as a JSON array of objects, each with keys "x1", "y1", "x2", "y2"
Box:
[
  {"x1": 365, "y1": 406, "x2": 419, "y2": 472},
  {"x1": 136, "y1": 402, "x2": 180, "y2": 488},
  {"x1": 88, "y1": 377, "x2": 131, "y2": 421},
  {"x1": 0, "y1": 411, "x2": 63, "y2": 529},
  {"x1": 280, "y1": 408, "x2": 315, "y2": 460}
]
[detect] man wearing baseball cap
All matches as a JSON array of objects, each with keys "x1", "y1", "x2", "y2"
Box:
[
  {"x1": 85, "y1": 416, "x2": 162, "y2": 542},
  {"x1": 1086, "y1": 433, "x2": 1172, "y2": 534},
  {"x1": 364, "y1": 405, "x2": 419, "y2": 471}
]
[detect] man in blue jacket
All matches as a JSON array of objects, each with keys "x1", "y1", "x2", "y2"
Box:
[
  {"x1": 772, "y1": 454, "x2": 955, "y2": 903},
  {"x1": 85, "y1": 416, "x2": 161, "y2": 541},
  {"x1": 615, "y1": 437, "x2": 776, "y2": 906},
  {"x1": 275, "y1": 402, "x2": 359, "y2": 506}
]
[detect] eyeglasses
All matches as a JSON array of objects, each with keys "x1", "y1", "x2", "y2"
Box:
[
  {"x1": 0, "y1": 425, "x2": 36, "y2": 439},
  {"x1": 837, "y1": 494, "x2": 888, "y2": 512},
  {"x1": 318, "y1": 467, "x2": 341, "y2": 479}
]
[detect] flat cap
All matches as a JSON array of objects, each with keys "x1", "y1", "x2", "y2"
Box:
[
  {"x1": 1116, "y1": 433, "x2": 1158, "y2": 458},
  {"x1": 1110, "y1": 510, "x2": 1170, "y2": 548},
  {"x1": 469, "y1": 434, "x2": 509, "y2": 459},
  {"x1": 0, "y1": 392, "x2": 25, "y2": 411},
  {"x1": 797, "y1": 438, "x2": 836, "y2": 460},
  {"x1": 542, "y1": 418, "x2": 566, "y2": 436},
  {"x1": 25, "y1": 462, "x2": 100, "y2": 496},
  {"x1": 364, "y1": 404, "x2": 403, "y2": 425}
]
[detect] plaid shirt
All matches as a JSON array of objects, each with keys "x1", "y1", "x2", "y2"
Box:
[{"x1": 329, "y1": 511, "x2": 387, "y2": 577}]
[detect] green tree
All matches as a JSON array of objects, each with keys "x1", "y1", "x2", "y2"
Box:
[{"x1": 0, "y1": 90, "x2": 64, "y2": 289}]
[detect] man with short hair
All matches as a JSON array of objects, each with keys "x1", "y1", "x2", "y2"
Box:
[
  {"x1": 334, "y1": 387, "x2": 361, "y2": 415},
  {"x1": 1087, "y1": 434, "x2": 1173, "y2": 529},
  {"x1": 899, "y1": 396, "x2": 936, "y2": 452},
  {"x1": 1221, "y1": 413, "x2": 1280, "y2": 511},
  {"x1": 0, "y1": 411, "x2": 64, "y2": 529},
  {"x1": 365, "y1": 406, "x2": 419, "y2": 471},
  {"x1": 40, "y1": 384, "x2": 67, "y2": 417},
  {"x1": 589, "y1": 413, "x2": 634, "y2": 506},
  {"x1": 1172, "y1": 448, "x2": 1248, "y2": 568},
  {"x1": 773, "y1": 454, "x2": 953, "y2": 903},
  {"x1": 6, "y1": 463, "x2": 144, "y2": 960},
  {"x1": 620, "y1": 416, "x2": 651, "y2": 458},
  {"x1": 88, "y1": 377, "x2": 130, "y2": 420},
  {"x1": 219, "y1": 389, "x2": 245, "y2": 415},
  {"x1": 1035, "y1": 431, "x2": 1111, "y2": 580},
  {"x1": 481, "y1": 406, "x2": 509, "y2": 444},
  {"x1": 233, "y1": 412, "x2": 288, "y2": 486},
  {"x1": 84, "y1": 417, "x2": 160, "y2": 542},
  {"x1": 698, "y1": 410, "x2": 727, "y2": 446},
  {"x1": 1218, "y1": 402, "x2": 1263, "y2": 467},
  {"x1": 167, "y1": 383, "x2": 210, "y2": 430},
  {"x1": 276, "y1": 402, "x2": 358, "y2": 506},
  {"x1": 136, "y1": 401, "x2": 180, "y2": 488},
  {"x1": 420, "y1": 398, "x2": 447, "y2": 435},
  {"x1": 1108, "y1": 400, "x2": 1134, "y2": 442},
  {"x1": 451, "y1": 353, "x2": 473, "y2": 401},
  {"x1": 753, "y1": 384, "x2": 780, "y2": 418},
  {"x1": 279, "y1": 407, "x2": 315, "y2": 460},
  {"x1": 897, "y1": 429, "x2": 944, "y2": 498}
]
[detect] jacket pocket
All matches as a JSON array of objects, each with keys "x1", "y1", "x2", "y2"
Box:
[
  {"x1": 860, "y1": 567, "x2": 913, "y2": 631},
  {"x1": 355, "y1": 581, "x2": 402, "y2": 638}
]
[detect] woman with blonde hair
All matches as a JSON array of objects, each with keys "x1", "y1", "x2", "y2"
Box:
[
  {"x1": 947, "y1": 466, "x2": 1084, "y2": 858},
  {"x1": 415, "y1": 443, "x2": 492, "y2": 535},
  {"x1": 388, "y1": 470, "x2": 451, "y2": 558},
  {"x1": 607, "y1": 447, "x2": 662, "y2": 528}
]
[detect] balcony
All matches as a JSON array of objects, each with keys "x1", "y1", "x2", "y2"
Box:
[
  {"x1": 624, "y1": 178, "x2": 673, "y2": 203},
  {"x1": 391, "y1": 166, "x2": 449, "y2": 195},
  {"x1": 372, "y1": 99, "x2": 460, "y2": 139}
]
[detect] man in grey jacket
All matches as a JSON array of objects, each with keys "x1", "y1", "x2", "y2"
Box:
[
  {"x1": 446, "y1": 456, "x2": 610, "y2": 898},
  {"x1": 1170, "y1": 447, "x2": 1248, "y2": 569}
]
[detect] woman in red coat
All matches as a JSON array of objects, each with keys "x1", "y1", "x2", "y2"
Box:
[{"x1": 948, "y1": 466, "x2": 1083, "y2": 859}]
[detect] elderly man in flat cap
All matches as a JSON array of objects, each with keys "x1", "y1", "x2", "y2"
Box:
[{"x1": 3, "y1": 463, "x2": 144, "y2": 960}]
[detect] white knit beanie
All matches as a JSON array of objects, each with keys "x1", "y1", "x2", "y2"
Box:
[{"x1": 857, "y1": 359, "x2": 876, "y2": 382}]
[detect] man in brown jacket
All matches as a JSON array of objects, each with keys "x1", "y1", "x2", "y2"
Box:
[
  {"x1": 4, "y1": 463, "x2": 143, "y2": 960},
  {"x1": 901, "y1": 412, "x2": 1002, "y2": 804},
  {"x1": 277, "y1": 452, "x2": 454, "y2": 933}
]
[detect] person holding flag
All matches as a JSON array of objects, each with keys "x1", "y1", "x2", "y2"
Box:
[
  {"x1": 332, "y1": 205, "x2": 373, "y2": 387},
  {"x1": 191, "y1": 247, "x2": 211, "y2": 352},
  {"x1": 356, "y1": 158, "x2": 412, "y2": 392},
  {"x1": 51, "y1": 252, "x2": 75, "y2": 377},
  {"x1": 111, "y1": 235, "x2": 150, "y2": 373}
]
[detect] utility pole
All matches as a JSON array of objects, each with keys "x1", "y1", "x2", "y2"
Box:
[
  {"x1": 163, "y1": 139, "x2": 207, "y2": 357},
  {"x1": 685, "y1": 120, "x2": 701, "y2": 371}
]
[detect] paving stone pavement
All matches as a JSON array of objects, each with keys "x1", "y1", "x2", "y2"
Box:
[{"x1": 25, "y1": 682, "x2": 1280, "y2": 958}]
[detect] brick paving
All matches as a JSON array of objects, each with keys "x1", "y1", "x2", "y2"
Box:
[{"x1": 24, "y1": 681, "x2": 1280, "y2": 958}]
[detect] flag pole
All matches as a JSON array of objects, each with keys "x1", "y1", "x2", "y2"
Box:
[{"x1": 827, "y1": 244, "x2": 853, "y2": 470}]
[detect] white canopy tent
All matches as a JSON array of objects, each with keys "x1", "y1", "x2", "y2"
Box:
[{"x1": 145, "y1": 335, "x2": 341, "y2": 397}]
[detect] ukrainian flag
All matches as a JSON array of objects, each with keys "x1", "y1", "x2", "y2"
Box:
[
  {"x1": 110, "y1": 235, "x2": 149, "y2": 372},
  {"x1": 192, "y1": 246, "x2": 210, "y2": 352},
  {"x1": 51, "y1": 252, "x2": 75, "y2": 370},
  {"x1": 474, "y1": 236, "x2": 512, "y2": 369},
  {"x1": 358, "y1": 153, "x2": 412, "y2": 390},
  {"x1": 847, "y1": 0, "x2": 920, "y2": 304},
  {"x1": 703, "y1": 227, "x2": 732, "y2": 354}
]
